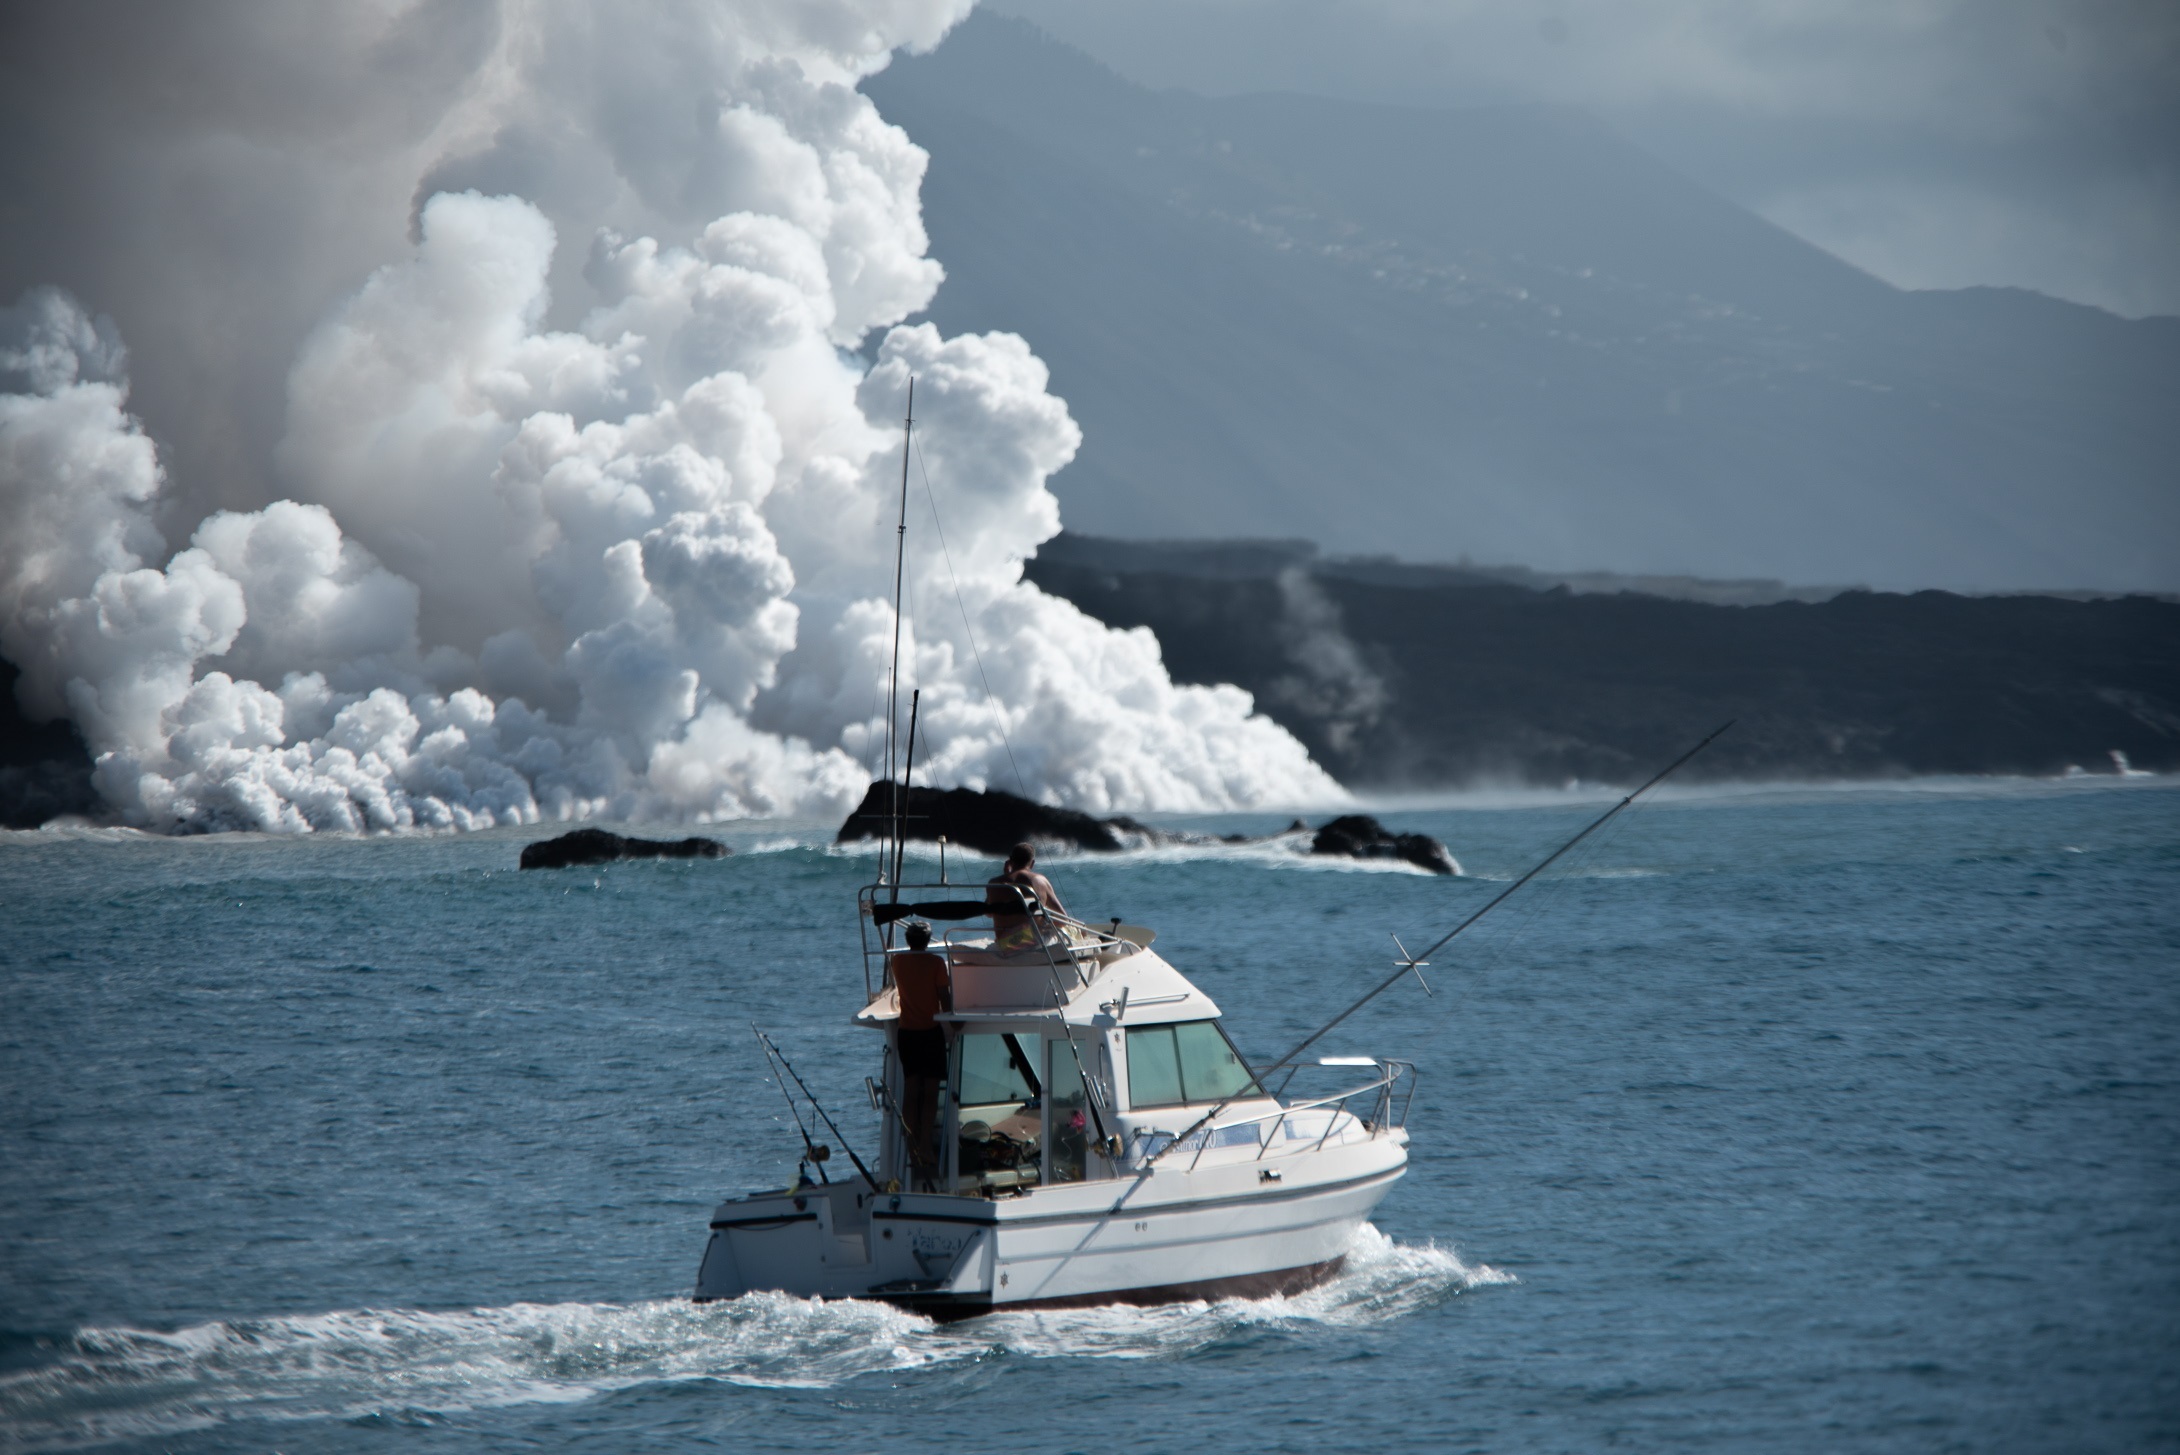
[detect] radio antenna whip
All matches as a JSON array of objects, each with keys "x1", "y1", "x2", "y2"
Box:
[
  {"x1": 892, "y1": 688, "x2": 921, "y2": 890},
  {"x1": 883, "y1": 376, "x2": 914, "y2": 890}
]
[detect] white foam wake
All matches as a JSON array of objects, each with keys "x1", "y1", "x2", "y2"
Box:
[
  {"x1": 962, "y1": 1223, "x2": 1512, "y2": 1360},
  {"x1": 0, "y1": 1295, "x2": 936, "y2": 1453},
  {"x1": 0, "y1": 1227, "x2": 1506, "y2": 1452}
]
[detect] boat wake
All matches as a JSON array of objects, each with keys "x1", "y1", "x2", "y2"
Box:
[
  {"x1": 0, "y1": 1227, "x2": 1506, "y2": 1452},
  {"x1": 961, "y1": 1224, "x2": 1512, "y2": 1359}
]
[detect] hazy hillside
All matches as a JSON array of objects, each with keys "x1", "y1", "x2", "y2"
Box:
[
  {"x1": 1025, "y1": 534, "x2": 2180, "y2": 788},
  {"x1": 866, "y1": 15, "x2": 2180, "y2": 595}
]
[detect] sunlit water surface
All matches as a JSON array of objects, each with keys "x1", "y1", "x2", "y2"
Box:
[{"x1": 3, "y1": 778, "x2": 2175, "y2": 1452}]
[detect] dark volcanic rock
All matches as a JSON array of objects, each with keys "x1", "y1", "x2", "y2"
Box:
[
  {"x1": 838, "y1": 782, "x2": 1458, "y2": 874},
  {"x1": 1310, "y1": 815, "x2": 1458, "y2": 875},
  {"x1": 519, "y1": 828, "x2": 729, "y2": 870},
  {"x1": 0, "y1": 658, "x2": 101, "y2": 829},
  {"x1": 836, "y1": 782, "x2": 1153, "y2": 857}
]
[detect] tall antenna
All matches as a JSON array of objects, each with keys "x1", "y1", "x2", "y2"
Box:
[
  {"x1": 883, "y1": 377, "x2": 914, "y2": 885},
  {"x1": 892, "y1": 688, "x2": 921, "y2": 891}
]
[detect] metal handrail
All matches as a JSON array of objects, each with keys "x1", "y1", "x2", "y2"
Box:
[
  {"x1": 859, "y1": 879, "x2": 1129, "y2": 996},
  {"x1": 1160, "y1": 1060, "x2": 1407, "y2": 1170}
]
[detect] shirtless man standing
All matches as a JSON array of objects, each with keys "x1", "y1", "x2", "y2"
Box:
[
  {"x1": 890, "y1": 920, "x2": 950, "y2": 1183},
  {"x1": 987, "y1": 842, "x2": 1067, "y2": 949}
]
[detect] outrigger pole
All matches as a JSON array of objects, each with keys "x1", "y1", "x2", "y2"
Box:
[{"x1": 1149, "y1": 720, "x2": 1734, "y2": 1164}]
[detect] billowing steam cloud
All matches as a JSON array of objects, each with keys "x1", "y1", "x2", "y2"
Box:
[{"x1": 0, "y1": 2, "x2": 1338, "y2": 833}]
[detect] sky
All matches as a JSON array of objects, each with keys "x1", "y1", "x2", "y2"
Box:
[{"x1": 987, "y1": 0, "x2": 2180, "y2": 320}]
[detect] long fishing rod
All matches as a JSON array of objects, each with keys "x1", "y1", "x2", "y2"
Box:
[
  {"x1": 754, "y1": 1023, "x2": 880, "y2": 1191},
  {"x1": 753, "y1": 1025, "x2": 830, "y2": 1184},
  {"x1": 883, "y1": 378, "x2": 914, "y2": 887},
  {"x1": 866, "y1": 1070, "x2": 932, "y2": 1189},
  {"x1": 1148, "y1": 720, "x2": 1733, "y2": 1165}
]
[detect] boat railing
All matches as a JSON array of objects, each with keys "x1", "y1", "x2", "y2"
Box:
[
  {"x1": 856, "y1": 880, "x2": 1130, "y2": 1001},
  {"x1": 1165, "y1": 1057, "x2": 1416, "y2": 1171}
]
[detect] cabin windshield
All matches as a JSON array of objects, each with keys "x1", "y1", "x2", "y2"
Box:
[{"x1": 1124, "y1": 1020, "x2": 1261, "y2": 1108}]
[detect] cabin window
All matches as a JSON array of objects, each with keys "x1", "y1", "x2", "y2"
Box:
[
  {"x1": 956, "y1": 1033, "x2": 1038, "y2": 1108},
  {"x1": 952, "y1": 1032, "x2": 1043, "y2": 1193},
  {"x1": 1123, "y1": 1020, "x2": 1261, "y2": 1108}
]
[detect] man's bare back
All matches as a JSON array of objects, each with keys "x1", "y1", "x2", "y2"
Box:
[{"x1": 988, "y1": 842, "x2": 1066, "y2": 943}]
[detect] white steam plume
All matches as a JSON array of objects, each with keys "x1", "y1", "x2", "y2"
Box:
[{"x1": 0, "y1": 3, "x2": 1339, "y2": 832}]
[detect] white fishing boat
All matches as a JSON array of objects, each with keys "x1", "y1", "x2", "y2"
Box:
[
  {"x1": 694, "y1": 382, "x2": 1412, "y2": 1317},
  {"x1": 694, "y1": 881, "x2": 1415, "y2": 1319},
  {"x1": 692, "y1": 382, "x2": 1723, "y2": 1320}
]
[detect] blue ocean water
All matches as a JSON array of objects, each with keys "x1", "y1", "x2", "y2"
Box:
[{"x1": 2, "y1": 777, "x2": 2175, "y2": 1452}]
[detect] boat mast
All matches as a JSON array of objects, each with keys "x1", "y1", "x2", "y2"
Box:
[{"x1": 884, "y1": 378, "x2": 914, "y2": 888}]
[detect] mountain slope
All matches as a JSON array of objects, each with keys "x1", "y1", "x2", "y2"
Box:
[{"x1": 866, "y1": 15, "x2": 2180, "y2": 593}]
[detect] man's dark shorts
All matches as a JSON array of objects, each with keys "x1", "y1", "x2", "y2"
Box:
[{"x1": 899, "y1": 1027, "x2": 946, "y2": 1078}]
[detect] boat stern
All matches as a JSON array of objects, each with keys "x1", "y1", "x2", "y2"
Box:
[{"x1": 695, "y1": 1182, "x2": 996, "y2": 1304}]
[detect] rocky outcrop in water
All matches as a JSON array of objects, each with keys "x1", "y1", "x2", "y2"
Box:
[
  {"x1": 836, "y1": 782, "x2": 1457, "y2": 873},
  {"x1": 1309, "y1": 815, "x2": 1459, "y2": 875},
  {"x1": 837, "y1": 782, "x2": 1152, "y2": 857},
  {"x1": 519, "y1": 829, "x2": 730, "y2": 870}
]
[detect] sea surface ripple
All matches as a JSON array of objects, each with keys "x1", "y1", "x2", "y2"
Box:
[{"x1": 2, "y1": 778, "x2": 2175, "y2": 1452}]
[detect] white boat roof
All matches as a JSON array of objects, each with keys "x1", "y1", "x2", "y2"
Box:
[
  {"x1": 856, "y1": 938, "x2": 1222, "y2": 1030},
  {"x1": 1062, "y1": 944, "x2": 1222, "y2": 1025}
]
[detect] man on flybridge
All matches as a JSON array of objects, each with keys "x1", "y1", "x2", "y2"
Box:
[{"x1": 986, "y1": 842, "x2": 1069, "y2": 951}]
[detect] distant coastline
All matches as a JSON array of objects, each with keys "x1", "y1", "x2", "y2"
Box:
[
  {"x1": 7, "y1": 538, "x2": 2174, "y2": 830},
  {"x1": 1024, "y1": 533, "x2": 2180, "y2": 791}
]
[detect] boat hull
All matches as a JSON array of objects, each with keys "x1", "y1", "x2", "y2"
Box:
[
  {"x1": 885, "y1": 1254, "x2": 1349, "y2": 1322},
  {"x1": 696, "y1": 1135, "x2": 1405, "y2": 1318}
]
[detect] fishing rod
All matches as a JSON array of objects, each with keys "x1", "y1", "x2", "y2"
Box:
[
  {"x1": 866, "y1": 1071, "x2": 937, "y2": 1191},
  {"x1": 753, "y1": 1024, "x2": 830, "y2": 1184},
  {"x1": 753, "y1": 1023, "x2": 880, "y2": 1191},
  {"x1": 1149, "y1": 720, "x2": 1734, "y2": 1165}
]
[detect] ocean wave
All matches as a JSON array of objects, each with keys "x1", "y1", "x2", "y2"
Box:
[{"x1": 0, "y1": 1227, "x2": 1505, "y2": 1452}]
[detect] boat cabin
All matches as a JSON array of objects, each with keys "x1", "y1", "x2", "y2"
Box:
[{"x1": 855, "y1": 882, "x2": 1272, "y2": 1195}]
